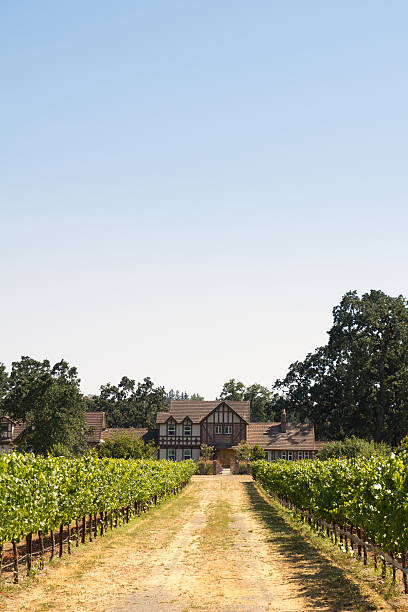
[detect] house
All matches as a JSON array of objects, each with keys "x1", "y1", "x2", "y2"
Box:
[
  {"x1": 156, "y1": 400, "x2": 319, "y2": 465},
  {"x1": 0, "y1": 412, "x2": 151, "y2": 454}
]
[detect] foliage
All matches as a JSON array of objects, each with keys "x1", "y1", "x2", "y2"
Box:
[
  {"x1": 0, "y1": 453, "x2": 196, "y2": 545},
  {"x1": 200, "y1": 443, "x2": 215, "y2": 461},
  {"x1": 3, "y1": 356, "x2": 86, "y2": 455},
  {"x1": 220, "y1": 378, "x2": 296, "y2": 422},
  {"x1": 89, "y1": 376, "x2": 167, "y2": 429},
  {"x1": 236, "y1": 440, "x2": 251, "y2": 462},
  {"x1": 274, "y1": 290, "x2": 408, "y2": 444},
  {"x1": 250, "y1": 444, "x2": 266, "y2": 461},
  {"x1": 98, "y1": 432, "x2": 157, "y2": 459},
  {"x1": 252, "y1": 453, "x2": 408, "y2": 555},
  {"x1": 166, "y1": 390, "x2": 204, "y2": 404},
  {"x1": 197, "y1": 458, "x2": 214, "y2": 474},
  {"x1": 317, "y1": 436, "x2": 391, "y2": 460}
]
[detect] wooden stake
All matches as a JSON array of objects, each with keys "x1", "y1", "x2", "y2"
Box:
[
  {"x1": 38, "y1": 530, "x2": 44, "y2": 568},
  {"x1": 12, "y1": 541, "x2": 19, "y2": 584},
  {"x1": 89, "y1": 515, "x2": 93, "y2": 542},
  {"x1": 50, "y1": 529, "x2": 55, "y2": 559},
  {"x1": 67, "y1": 524, "x2": 71, "y2": 554},
  {"x1": 26, "y1": 533, "x2": 32, "y2": 575},
  {"x1": 59, "y1": 524, "x2": 64, "y2": 557},
  {"x1": 76, "y1": 519, "x2": 79, "y2": 547},
  {"x1": 82, "y1": 516, "x2": 86, "y2": 544}
]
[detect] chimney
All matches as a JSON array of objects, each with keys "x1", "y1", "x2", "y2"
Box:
[{"x1": 281, "y1": 409, "x2": 287, "y2": 433}]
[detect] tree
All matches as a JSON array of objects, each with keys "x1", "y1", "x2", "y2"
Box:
[
  {"x1": 98, "y1": 432, "x2": 157, "y2": 459},
  {"x1": 3, "y1": 356, "x2": 86, "y2": 455},
  {"x1": 92, "y1": 376, "x2": 168, "y2": 429},
  {"x1": 274, "y1": 290, "x2": 408, "y2": 444},
  {"x1": 220, "y1": 379, "x2": 246, "y2": 401},
  {"x1": 220, "y1": 379, "x2": 279, "y2": 421},
  {"x1": 0, "y1": 363, "x2": 9, "y2": 414}
]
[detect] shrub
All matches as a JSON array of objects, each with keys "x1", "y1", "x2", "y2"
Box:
[
  {"x1": 250, "y1": 444, "x2": 266, "y2": 461},
  {"x1": 317, "y1": 436, "x2": 391, "y2": 460}
]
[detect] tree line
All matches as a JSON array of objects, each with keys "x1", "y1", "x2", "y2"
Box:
[
  {"x1": 2, "y1": 288, "x2": 408, "y2": 453},
  {"x1": 0, "y1": 357, "x2": 203, "y2": 455}
]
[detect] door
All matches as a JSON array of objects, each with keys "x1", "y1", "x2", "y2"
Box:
[{"x1": 218, "y1": 449, "x2": 235, "y2": 467}]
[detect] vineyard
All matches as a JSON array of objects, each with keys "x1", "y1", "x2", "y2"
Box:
[
  {"x1": 0, "y1": 453, "x2": 196, "y2": 582},
  {"x1": 252, "y1": 453, "x2": 408, "y2": 592}
]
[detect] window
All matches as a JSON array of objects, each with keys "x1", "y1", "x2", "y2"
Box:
[
  {"x1": 167, "y1": 448, "x2": 176, "y2": 461},
  {"x1": 183, "y1": 449, "x2": 192, "y2": 460},
  {"x1": 298, "y1": 451, "x2": 303, "y2": 460},
  {"x1": 288, "y1": 451, "x2": 293, "y2": 461},
  {"x1": 0, "y1": 424, "x2": 11, "y2": 440},
  {"x1": 304, "y1": 450, "x2": 310, "y2": 459},
  {"x1": 183, "y1": 422, "x2": 191, "y2": 437},
  {"x1": 215, "y1": 425, "x2": 222, "y2": 434},
  {"x1": 167, "y1": 422, "x2": 176, "y2": 436},
  {"x1": 224, "y1": 425, "x2": 232, "y2": 435},
  {"x1": 281, "y1": 450, "x2": 287, "y2": 460}
]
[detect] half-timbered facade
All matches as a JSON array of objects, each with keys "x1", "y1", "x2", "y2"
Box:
[{"x1": 156, "y1": 400, "x2": 319, "y2": 465}]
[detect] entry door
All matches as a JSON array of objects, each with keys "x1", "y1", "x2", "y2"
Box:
[{"x1": 218, "y1": 449, "x2": 234, "y2": 467}]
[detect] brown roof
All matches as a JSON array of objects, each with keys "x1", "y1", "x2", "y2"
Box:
[
  {"x1": 156, "y1": 400, "x2": 250, "y2": 424},
  {"x1": 84, "y1": 412, "x2": 107, "y2": 443},
  {"x1": 101, "y1": 428, "x2": 148, "y2": 441},
  {"x1": 314, "y1": 440, "x2": 329, "y2": 451},
  {"x1": 247, "y1": 422, "x2": 315, "y2": 450}
]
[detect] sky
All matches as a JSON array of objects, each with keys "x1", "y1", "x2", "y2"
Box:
[{"x1": 1, "y1": 1, "x2": 408, "y2": 399}]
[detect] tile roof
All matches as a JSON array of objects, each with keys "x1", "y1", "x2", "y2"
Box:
[
  {"x1": 247, "y1": 422, "x2": 315, "y2": 450},
  {"x1": 156, "y1": 400, "x2": 250, "y2": 424},
  {"x1": 1, "y1": 413, "x2": 107, "y2": 445},
  {"x1": 101, "y1": 428, "x2": 148, "y2": 441},
  {"x1": 84, "y1": 412, "x2": 106, "y2": 443},
  {"x1": 314, "y1": 440, "x2": 329, "y2": 451}
]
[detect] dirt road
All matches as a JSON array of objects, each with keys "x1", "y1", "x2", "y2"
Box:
[{"x1": 0, "y1": 476, "x2": 396, "y2": 611}]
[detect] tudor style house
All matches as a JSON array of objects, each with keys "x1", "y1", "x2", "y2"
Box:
[{"x1": 156, "y1": 400, "x2": 319, "y2": 465}]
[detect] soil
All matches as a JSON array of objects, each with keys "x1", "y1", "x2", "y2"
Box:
[{"x1": 0, "y1": 476, "x2": 400, "y2": 612}]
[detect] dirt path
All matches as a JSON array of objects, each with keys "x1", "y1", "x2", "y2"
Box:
[{"x1": 0, "y1": 476, "x2": 397, "y2": 612}]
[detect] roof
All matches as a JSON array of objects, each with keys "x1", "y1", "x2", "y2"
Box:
[
  {"x1": 156, "y1": 400, "x2": 250, "y2": 424},
  {"x1": 101, "y1": 428, "x2": 148, "y2": 441},
  {"x1": 314, "y1": 440, "x2": 329, "y2": 451},
  {"x1": 84, "y1": 412, "x2": 107, "y2": 443},
  {"x1": 1, "y1": 413, "x2": 107, "y2": 445},
  {"x1": 0, "y1": 416, "x2": 26, "y2": 442},
  {"x1": 246, "y1": 422, "x2": 315, "y2": 450}
]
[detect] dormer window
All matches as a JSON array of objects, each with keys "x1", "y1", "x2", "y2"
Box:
[
  {"x1": 167, "y1": 420, "x2": 176, "y2": 436},
  {"x1": 183, "y1": 420, "x2": 192, "y2": 437}
]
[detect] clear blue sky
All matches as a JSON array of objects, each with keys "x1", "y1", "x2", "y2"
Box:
[{"x1": 1, "y1": 1, "x2": 408, "y2": 398}]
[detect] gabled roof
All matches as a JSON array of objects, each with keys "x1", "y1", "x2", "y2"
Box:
[
  {"x1": 84, "y1": 412, "x2": 107, "y2": 443},
  {"x1": 247, "y1": 422, "x2": 315, "y2": 450},
  {"x1": 156, "y1": 400, "x2": 250, "y2": 424}
]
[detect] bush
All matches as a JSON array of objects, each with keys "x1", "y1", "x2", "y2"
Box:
[
  {"x1": 98, "y1": 432, "x2": 157, "y2": 459},
  {"x1": 198, "y1": 459, "x2": 214, "y2": 474},
  {"x1": 251, "y1": 444, "x2": 266, "y2": 461},
  {"x1": 317, "y1": 436, "x2": 391, "y2": 460},
  {"x1": 238, "y1": 460, "x2": 250, "y2": 475},
  {"x1": 236, "y1": 440, "x2": 251, "y2": 461}
]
